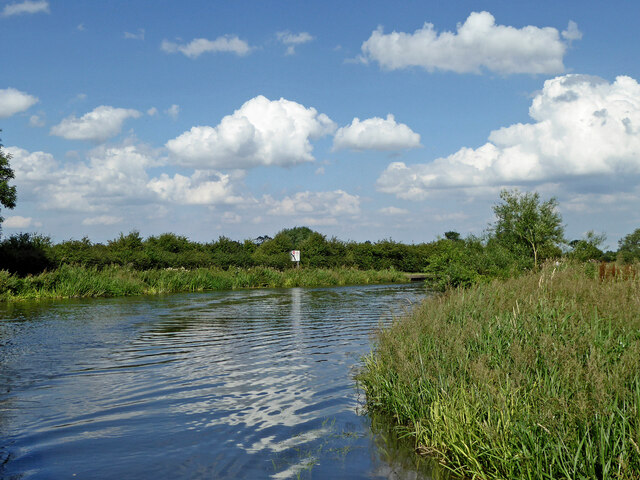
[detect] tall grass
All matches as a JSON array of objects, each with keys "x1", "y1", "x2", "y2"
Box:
[
  {"x1": 0, "y1": 265, "x2": 409, "y2": 301},
  {"x1": 358, "y1": 262, "x2": 640, "y2": 479}
]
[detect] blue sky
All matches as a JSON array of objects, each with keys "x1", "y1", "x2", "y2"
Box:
[{"x1": 2, "y1": 0, "x2": 640, "y2": 248}]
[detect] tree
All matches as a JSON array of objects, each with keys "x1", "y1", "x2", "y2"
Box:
[
  {"x1": 444, "y1": 231, "x2": 461, "y2": 241},
  {"x1": 618, "y1": 228, "x2": 640, "y2": 263},
  {"x1": 568, "y1": 230, "x2": 606, "y2": 261},
  {"x1": 0, "y1": 133, "x2": 17, "y2": 233},
  {"x1": 491, "y1": 189, "x2": 564, "y2": 269}
]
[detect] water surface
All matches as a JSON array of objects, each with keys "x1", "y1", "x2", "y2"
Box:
[{"x1": 1, "y1": 283, "x2": 433, "y2": 479}]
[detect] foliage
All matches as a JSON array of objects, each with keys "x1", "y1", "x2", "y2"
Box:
[
  {"x1": 0, "y1": 133, "x2": 17, "y2": 230},
  {"x1": 424, "y1": 236, "x2": 522, "y2": 290},
  {"x1": 492, "y1": 189, "x2": 565, "y2": 269},
  {"x1": 618, "y1": 228, "x2": 640, "y2": 263},
  {"x1": 0, "y1": 232, "x2": 53, "y2": 275},
  {"x1": 0, "y1": 265, "x2": 409, "y2": 301},
  {"x1": 358, "y1": 262, "x2": 640, "y2": 479},
  {"x1": 569, "y1": 230, "x2": 607, "y2": 262}
]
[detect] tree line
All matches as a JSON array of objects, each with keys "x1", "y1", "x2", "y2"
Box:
[{"x1": 2, "y1": 134, "x2": 639, "y2": 288}]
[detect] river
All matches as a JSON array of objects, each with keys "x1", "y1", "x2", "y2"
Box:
[{"x1": 0, "y1": 283, "x2": 435, "y2": 479}]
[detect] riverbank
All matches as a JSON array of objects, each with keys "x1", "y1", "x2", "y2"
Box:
[
  {"x1": 357, "y1": 262, "x2": 640, "y2": 479},
  {"x1": 0, "y1": 265, "x2": 411, "y2": 301}
]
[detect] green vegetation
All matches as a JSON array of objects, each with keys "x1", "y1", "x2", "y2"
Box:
[
  {"x1": 1, "y1": 188, "x2": 638, "y2": 301},
  {"x1": 0, "y1": 265, "x2": 408, "y2": 301},
  {"x1": 0, "y1": 133, "x2": 17, "y2": 231},
  {"x1": 358, "y1": 261, "x2": 640, "y2": 479}
]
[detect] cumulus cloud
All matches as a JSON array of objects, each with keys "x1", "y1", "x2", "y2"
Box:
[
  {"x1": 8, "y1": 144, "x2": 157, "y2": 211},
  {"x1": 166, "y1": 104, "x2": 179, "y2": 119},
  {"x1": 161, "y1": 36, "x2": 251, "y2": 58},
  {"x1": 1, "y1": 0, "x2": 49, "y2": 17},
  {"x1": 377, "y1": 74, "x2": 640, "y2": 199},
  {"x1": 7, "y1": 142, "x2": 254, "y2": 216},
  {"x1": 166, "y1": 95, "x2": 336, "y2": 169},
  {"x1": 147, "y1": 170, "x2": 246, "y2": 205},
  {"x1": 265, "y1": 190, "x2": 360, "y2": 219},
  {"x1": 7, "y1": 146, "x2": 58, "y2": 184},
  {"x1": 360, "y1": 12, "x2": 576, "y2": 74},
  {"x1": 82, "y1": 215, "x2": 123, "y2": 226},
  {"x1": 3, "y1": 216, "x2": 34, "y2": 228},
  {"x1": 50, "y1": 106, "x2": 142, "y2": 142},
  {"x1": 276, "y1": 31, "x2": 313, "y2": 55},
  {"x1": 333, "y1": 114, "x2": 421, "y2": 151},
  {"x1": 0, "y1": 87, "x2": 38, "y2": 118}
]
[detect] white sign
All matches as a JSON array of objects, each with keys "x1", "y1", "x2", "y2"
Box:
[{"x1": 290, "y1": 250, "x2": 300, "y2": 262}]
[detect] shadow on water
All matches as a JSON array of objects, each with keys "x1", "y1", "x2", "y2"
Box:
[{"x1": 0, "y1": 283, "x2": 446, "y2": 479}]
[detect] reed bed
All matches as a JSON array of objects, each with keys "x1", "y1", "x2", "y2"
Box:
[
  {"x1": 358, "y1": 262, "x2": 640, "y2": 479},
  {"x1": 0, "y1": 265, "x2": 409, "y2": 301}
]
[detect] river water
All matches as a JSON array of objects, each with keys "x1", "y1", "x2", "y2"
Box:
[{"x1": 0, "y1": 283, "x2": 435, "y2": 479}]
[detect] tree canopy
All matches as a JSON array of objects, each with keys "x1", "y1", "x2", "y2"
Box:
[
  {"x1": 618, "y1": 228, "x2": 640, "y2": 263},
  {"x1": 491, "y1": 189, "x2": 564, "y2": 269},
  {"x1": 0, "y1": 134, "x2": 17, "y2": 232}
]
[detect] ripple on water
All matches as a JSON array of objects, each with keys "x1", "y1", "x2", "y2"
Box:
[{"x1": 0, "y1": 283, "x2": 435, "y2": 479}]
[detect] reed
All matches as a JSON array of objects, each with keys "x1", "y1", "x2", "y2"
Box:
[
  {"x1": 358, "y1": 261, "x2": 640, "y2": 479},
  {"x1": 0, "y1": 265, "x2": 410, "y2": 301}
]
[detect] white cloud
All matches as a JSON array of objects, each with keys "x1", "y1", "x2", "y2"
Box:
[
  {"x1": 562, "y1": 20, "x2": 582, "y2": 42},
  {"x1": 29, "y1": 114, "x2": 45, "y2": 127},
  {"x1": 8, "y1": 143, "x2": 157, "y2": 212},
  {"x1": 166, "y1": 95, "x2": 336, "y2": 169},
  {"x1": 1, "y1": 0, "x2": 49, "y2": 17},
  {"x1": 0, "y1": 88, "x2": 38, "y2": 118},
  {"x1": 147, "y1": 107, "x2": 158, "y2": 116},
  {"x1": 276, "y1": 31, "x2": 313, "y2": 55},
  {"x1": 360, "y1": 12, "x2": 575, "y2": 74},
  {"x1": 265, "y1": 190, "x2": 360, "y2": 218},
  {"x1": 124, "y1": 28, "x2": 145, "y2": 40},
  {"x1": 50, "y1": 106, "x2": 142, "y2": 142},
  {"x1": 379, "y1": 206, "x2": 409, "y2": 215},
  {"x1": 333, "y1": 114, "x2": 421, "y2": 151},
  {"x1": 6, "y1": 146, "x2": 58, "y2": 184},
  {"x1": 166, "y1": 104, "x2": 179, "y2": 119},
  {"x1": 82, "y1": 215, "x2": 123, "y2": 226},
  {"x1": 3, "y1": 216, "x2": 34, "y2": 228},
  {"x1": 147, "y1": 170, "x2": 246, "y2": 205},
  {"x1": 161, "y1": 36, "x2": 251, "y2": 58},
  {"x1": 377, "y1": 74, "x2": 640, "y2": 199}
]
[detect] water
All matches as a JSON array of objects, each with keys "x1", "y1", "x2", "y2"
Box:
[{"x1": 0, "y1": 283, "x2": 435, "y2": 479}]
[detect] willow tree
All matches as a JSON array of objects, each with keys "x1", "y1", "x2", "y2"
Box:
[
  {"x1": 492, "y1": 189, "x2": 564, "y2": 269},
  {"x1": 0, "y1": 134, "x2": 17, "y2": 232}
]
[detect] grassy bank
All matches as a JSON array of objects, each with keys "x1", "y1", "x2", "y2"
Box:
[
  {"x1": 358, "y1": 262, "x2": 640, "y2": 479},
  {"x1": 0, "y1": 265, "x2": 410, "y2": 301}
]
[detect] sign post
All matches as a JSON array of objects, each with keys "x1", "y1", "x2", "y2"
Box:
[{"x1": 290, "y1": 250, "x2": 300, "y2": 268}]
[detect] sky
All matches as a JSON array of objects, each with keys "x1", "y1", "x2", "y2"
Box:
[{"x1": 2, "y1": 0, "x2": 640, "y2": 248}]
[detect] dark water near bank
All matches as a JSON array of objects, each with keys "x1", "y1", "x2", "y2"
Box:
[{"x1": 0, "y1": 284, "x2": 436, "y2": 479}]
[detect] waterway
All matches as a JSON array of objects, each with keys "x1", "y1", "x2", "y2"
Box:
[{"x1": 0, "y1": 283, "x2": 436, "y2": 479}]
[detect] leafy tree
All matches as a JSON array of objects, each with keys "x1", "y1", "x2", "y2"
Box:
[
  {"x1": 618, "y1": 228, "x2": 640, "y2": 263},
  {"x1": 444, "y1": 231, "x2": 461, "y2": 241},
  {"x1": 568, "y1": 230, "x2": 606, "y2": 262},
  {"x1": 491, "y1": 189, "x2": 565, "y2": 269},
  {"x1": 0, "y1": 134, "x2": 17, "y2": 233}
]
